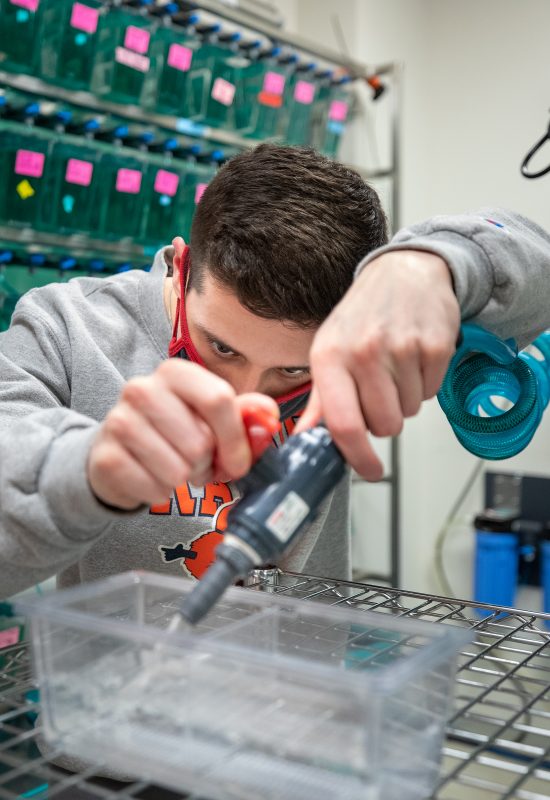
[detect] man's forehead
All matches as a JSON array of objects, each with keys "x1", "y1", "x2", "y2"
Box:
[
  {"x1": 191, "y1": 273, "x2": 313, "y2": 331},
  {"x1": 186, "y1": 280, "x2": 316, "y2": 367}
]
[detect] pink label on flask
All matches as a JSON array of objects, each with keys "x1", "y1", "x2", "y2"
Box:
[
  {"x1": 154, "y1": 169, "x2": 179, "y2": 197},
  {"x1": 263, "y1": 71, "x2": 285, "y2": 95},
  {"x1": 294, "y1": 80, "x2": 315, "y2": 104},
  {"x1": 115, "y1": 46, "x2": 150, "y2": 73},
  {"x1": 211, "y1": 77, "x2": 236, "y2": 106},
  {"x1": 329, "y1": 100, "x2": 349, "y2": 122},
  {"x1": 124, "y1": 25, "x2": 150, "y2": 54},
  {"x1": 195, "y1": 183, "x2": 208, "y2": 204},
  {"x1": 14, "y1": 149, "x2": 45, "y2": 178},
  {"x1": 65, "y1": 158, "x2": 94, "y2": 186},
  {"x1": 167, "y1": 43, "x2": 193, "y2": 72},
  {"x1": 0, "y1": 627, "x2": 20, "y2": 649},
  {"x1": 10, "y1": 0, "x2": 39, "y2": 11},
  {"x1": 70, "y1": 2, "x2": 99, "y2": 34},
  {"x1": 116, "y1": 168, "x2": 142, "y2": 194}
]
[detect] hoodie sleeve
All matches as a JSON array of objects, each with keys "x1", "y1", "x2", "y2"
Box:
[
  {"x1": 0, "y1": 293, "x2": 119, "y2": 598},
  {"x1": 355, "y1": 209, "x2": 550, "y2": 348}
]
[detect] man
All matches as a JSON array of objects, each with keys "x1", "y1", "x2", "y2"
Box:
[{"x1": 1, "y1": 144, "x2": 549, "y2": 598}]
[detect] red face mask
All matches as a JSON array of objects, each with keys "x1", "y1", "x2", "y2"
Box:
[{"x1": 168, "y1": 246, "x2": 311, "y2": 423}]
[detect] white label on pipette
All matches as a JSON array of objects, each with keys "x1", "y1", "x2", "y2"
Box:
[{"x1": 266, "y1": 492, "x2": 310, "y2": 542}]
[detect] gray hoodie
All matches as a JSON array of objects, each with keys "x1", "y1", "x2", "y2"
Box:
[{"x1": 1, "y1": 208, "x2": 549, "y2": 598}]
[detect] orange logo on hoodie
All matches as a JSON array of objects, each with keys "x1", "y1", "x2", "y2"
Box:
[{"x1": 155, "y1": 483, "x2": 237, "y2": 579}]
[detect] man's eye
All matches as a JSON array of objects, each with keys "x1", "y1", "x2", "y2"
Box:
[
  {"x1": 280, "y1": 367, "x2": 309, "y2": 377},
  {"x1": 211, "y1": 340, "x2": 235, "y2": 356}
]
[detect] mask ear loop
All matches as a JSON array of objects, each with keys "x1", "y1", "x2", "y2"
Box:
[
  {"x1": 168, "y1": 249, "x2": 184, "y2": 353},
  {"x1": 168, "y1": 246, "x2": 205, "y2": 363},
  {"x1": 182, "y1": 245, "x2": 191, "y2": 296}
]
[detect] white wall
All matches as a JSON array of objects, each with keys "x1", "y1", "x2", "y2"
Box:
[{"x1": 281, "y1": 1, "x2": 550, "y2": 602}]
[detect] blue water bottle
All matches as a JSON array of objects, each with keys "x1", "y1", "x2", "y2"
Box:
[
  {"x1": 438, "y1": 324, "x2": 550, "y2": 459},
  {"x1": 541, "y1": 530, "x2": 550, "y2": 626},
  {"x1": 474, "y1": 510, "x2": 519, "y2": 615}
]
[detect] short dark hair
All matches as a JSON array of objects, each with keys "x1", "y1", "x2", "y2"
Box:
[{"x1": 189, "y1": 144, "x2": 388, "y2": 326}]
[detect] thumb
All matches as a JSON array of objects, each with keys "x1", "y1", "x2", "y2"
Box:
[
  {"x1": 294, "y1": 385, "x2": 322, "y2": 434},
  {"x1": 236, "y1": 393, "x2": 281, "y2": 462},
  {"x1": 235, "y1": 392, "x2": 280, "y2": 421}
]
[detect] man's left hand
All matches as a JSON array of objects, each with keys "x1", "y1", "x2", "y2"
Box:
[{"x1": 296, "y1": 250, "x2": 460, "y2": 479}]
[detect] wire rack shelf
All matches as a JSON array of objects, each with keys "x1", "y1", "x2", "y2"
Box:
[{"x1": 1, "y1": 570, "x2": 549, "y2": 800}]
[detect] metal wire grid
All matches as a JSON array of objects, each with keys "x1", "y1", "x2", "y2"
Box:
[{"x1": 1, "y1": 571, "x2": 549, "y2": 800}]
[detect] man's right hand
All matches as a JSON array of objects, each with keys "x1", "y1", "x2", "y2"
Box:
[{"x1": 87, "y1": 359, "x2": 279, "y2": 510}]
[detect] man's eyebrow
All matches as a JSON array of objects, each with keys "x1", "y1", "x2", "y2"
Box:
[
  {"x1": 196, "y1": 323, "x2": 243, "y2": 357},
  {"x1": 196, "y1": 323, "x2": 310, "y2": 371}
]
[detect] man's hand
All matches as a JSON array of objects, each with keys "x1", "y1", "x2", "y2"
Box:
[
  {"x1": 296, "y1": 250, "x2": 460, "y2": 479},
  {"x1": 87, "y1": 359, "x2": 279, "y2": 510}
]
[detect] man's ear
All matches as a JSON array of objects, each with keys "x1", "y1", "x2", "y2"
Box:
[{"x1": 171, "y1": 236, "x2": 186, "y2": 299}]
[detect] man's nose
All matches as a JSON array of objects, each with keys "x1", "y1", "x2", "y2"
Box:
[{"x1": 228, "y1": 367, "x2": 265, "y2": 396}]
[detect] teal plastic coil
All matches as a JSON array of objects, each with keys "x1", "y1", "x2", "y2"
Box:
[{"x1": 438, "y1": 324, "x2": 550, "y2": 459}]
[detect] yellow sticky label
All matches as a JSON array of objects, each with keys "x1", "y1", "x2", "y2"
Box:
[{"x1": 16, "y1": 179, "x2": 35, "y2": 200}]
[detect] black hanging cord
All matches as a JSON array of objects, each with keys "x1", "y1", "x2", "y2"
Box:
[{"x1": 521, "y1": 116, "x2": 550, "y2": 179}]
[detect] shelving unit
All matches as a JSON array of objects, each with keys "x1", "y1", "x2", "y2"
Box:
[
  {"x1": 0, "y1": 1, "x2": 402, "y2": 587},
  {"x1": 1, "y1": 571, "x2": 549, "y2": 799}
]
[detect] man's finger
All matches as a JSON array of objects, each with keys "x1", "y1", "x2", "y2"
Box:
[
  {"x1": 390, "y1": 351, "x2": 424, "y2": 419},
  {"x1": 161, "y1": 361, "x2": 252, "y2": 478},
  {"x1": 105, "y1": 403, "x2": 193, "y2": 489},
  {"x1": 89, "y1": 440, "x2": 174, "y2": 509},
  {"x1": 294, "y1": 385, "x2": 322, "y2": 433},
  {"x1": 311, "y1": 362, "x2": 384, "y2": 480},
  {"x1": 420, "y1": 338, "x2": 457, "y2": 398},
  {"x1": 355, "y1": 365, "x2": 403, "y2": 438},
  {"x1": 122, "y1": 377, "x2": 215, "y2": 467}
]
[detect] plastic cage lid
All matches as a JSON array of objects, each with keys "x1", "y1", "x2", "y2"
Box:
[
  {"x1": 139, "y1": 131, "x2": 155, "y2": 143},
  {"x1": 277, "y1": 52, "x2": 299, "y2": 65},
  {"x1": 84, "y1": 118, "x2": 100, "y2": 132},
  {"x1": 296, "y1": 60, "x2": 317, "y2": 72},
  {"x1": 113, "y1": 124, "x2": 129, "y2": 139},
  {"x1": 176, "y1": 143, "x2": 202, "y2": 157},
  {"x1": 55, "y1": 110, "x2": 73, "y2": 124},
  {"x1": 196, "y1": 22, "x2": 221, "y2": 35},
  {"x1": 24, "y1": 102, "x2": 40, "y2": 116},
  {"x1": 239, "y1": 38, "x2": 262, "y2": 50},
  {"x1": 172, "y1": 10, "x2": 200, "y2": 26},
  {"x1": 219, "y1": 30, "x2": 242, "y2": 43}
]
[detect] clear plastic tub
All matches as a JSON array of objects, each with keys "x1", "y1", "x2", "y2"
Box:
[{"x1": 17, "y1": 571, "x2": 469, "y2": 800}]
